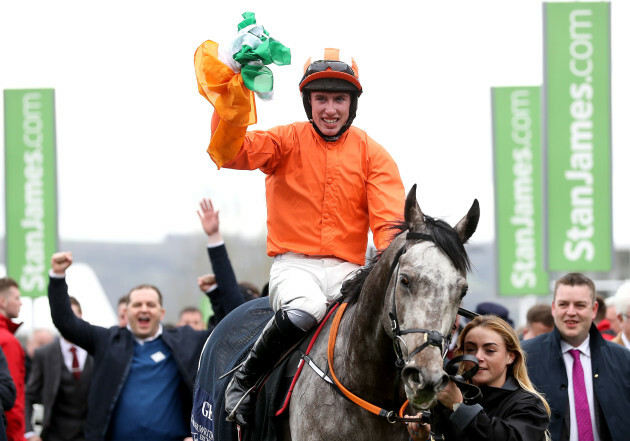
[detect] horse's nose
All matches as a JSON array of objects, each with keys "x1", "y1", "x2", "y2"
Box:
[{"x1": 402, "y1": 365, "x2": 449, "y2": 392}]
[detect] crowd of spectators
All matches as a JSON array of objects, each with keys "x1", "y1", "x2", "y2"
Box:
[
  {"x1": 1, "y1": 200, "x2": 629, "y2": 441},
  {"x1": 0, "y1": 197, "x2": 261, "y2": 440}
]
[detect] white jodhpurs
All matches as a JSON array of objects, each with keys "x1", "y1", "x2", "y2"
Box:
[{"x1": 269, "y1": 253, "x2": 360, "y2": 323}]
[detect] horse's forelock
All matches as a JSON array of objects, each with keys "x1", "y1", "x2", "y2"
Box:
[{"x1": 421, "y1": 215, "x2": 472, "y2": 274}]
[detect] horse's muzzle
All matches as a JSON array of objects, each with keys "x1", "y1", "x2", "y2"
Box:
[{"x1": 401, "y1": 365, "x2": 449, "y2": 407}]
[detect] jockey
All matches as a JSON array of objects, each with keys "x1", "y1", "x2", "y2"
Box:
[{"x1": 194, "y1": 16, "x2": 405, "y2": 427}]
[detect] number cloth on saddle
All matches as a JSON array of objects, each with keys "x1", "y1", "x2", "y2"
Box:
[{"x1": 192, "y1": 297, "x2": 306, "y2": 441}]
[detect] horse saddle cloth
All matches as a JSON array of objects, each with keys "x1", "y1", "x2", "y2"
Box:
[{"x1": 191, "y1": 297, "x2": 317, "y2": 441}]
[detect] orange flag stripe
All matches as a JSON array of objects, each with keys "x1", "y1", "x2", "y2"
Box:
[{"x1": 194, "y1": 40, "x2": 257, "y2": 167}]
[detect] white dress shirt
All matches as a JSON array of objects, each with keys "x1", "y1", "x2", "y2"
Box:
[{"x1": 59, "y1": 338, "x2": 88, "y2": 373}]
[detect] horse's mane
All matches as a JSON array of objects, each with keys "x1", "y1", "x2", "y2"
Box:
[{"x1": 340, "y1": 216, "x2": 472, "y2": 305}]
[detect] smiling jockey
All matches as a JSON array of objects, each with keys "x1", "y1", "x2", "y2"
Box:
[{"x1": 194, "y1": 12, "x2": 405, "y2": 428}]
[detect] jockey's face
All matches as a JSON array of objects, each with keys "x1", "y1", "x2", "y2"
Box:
[{"x1": 310, "y1": 91, "x2": 351, "y2": 137}]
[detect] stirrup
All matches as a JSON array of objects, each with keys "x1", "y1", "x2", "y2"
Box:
[{"x1": 226, "y1": 385, "x2": 257, "y2": 422}]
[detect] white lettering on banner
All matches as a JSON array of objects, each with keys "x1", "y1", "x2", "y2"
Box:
[
  {"x1": 509, "y1": 90, "x2": 537, "y2": 289},
  {"x1": 20, "y1": 93, "x2": 47, "y2": 292},
  {"x1": 564, "y1": 10, "x2": 595, "y2": 262}
]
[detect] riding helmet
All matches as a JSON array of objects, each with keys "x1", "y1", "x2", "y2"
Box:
[{"x1": 299, "y1": 48, "x2": 362, "y2": 140}]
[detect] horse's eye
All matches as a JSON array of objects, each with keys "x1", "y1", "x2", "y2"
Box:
[
  {"x1": 461, "y1": 287, "x2": 468, "y2": 298},
  {"x1": 400, "y1": 275, "x2": 409, "y2": 287}
]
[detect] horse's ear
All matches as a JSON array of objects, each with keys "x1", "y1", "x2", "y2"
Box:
[
  {"x1": 454, "y1": 199, "x2": 480, "y2": 244},
  {"x1": 405, "y1": 184, "x2": 426, "y2": 231}
]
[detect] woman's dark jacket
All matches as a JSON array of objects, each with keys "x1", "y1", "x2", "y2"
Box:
[{"x1": 432, "y1": 376, "x2": 549, "y2": 441}]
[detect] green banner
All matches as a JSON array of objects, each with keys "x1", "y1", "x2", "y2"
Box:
[
  {"x1": 4, "y1": 89, "x2": 58, "y2": 297},
  {"x1": 544, "y1": 2, "x2": 612, "y2": 271},
  {"x1": 492, "y1": 86, "x2": 548, "y2": 296}
]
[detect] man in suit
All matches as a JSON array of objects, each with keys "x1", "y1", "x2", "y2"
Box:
[
  {"x1": 522, "y1": 272, "x2": 630, "y2": 441},
  {"x1": 25, "y1": 297, "x2": 92, "y2": 441},
  {"x1": 48, "y1": 252, "x2": 209, "y2": 441}
]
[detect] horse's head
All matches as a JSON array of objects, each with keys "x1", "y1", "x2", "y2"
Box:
[{"x1": 383, "y1": 185, "x2": 479, "y2": 410}]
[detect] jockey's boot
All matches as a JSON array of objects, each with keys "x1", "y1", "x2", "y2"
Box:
[{"x1": 225, "y1": 308, "x2": 316, "y2": 427}]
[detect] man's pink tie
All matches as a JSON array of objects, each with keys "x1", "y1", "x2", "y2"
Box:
[{"x1": 569, "y1": 349, "x2": 594, "y2": 441}]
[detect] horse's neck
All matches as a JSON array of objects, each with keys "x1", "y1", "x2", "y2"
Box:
[
  {"x1": 332, "y1": 264, "x2": 399, "y2": 403},
  {"x1": 342, "y1": 302, "x2": 392, "y2": 363}
]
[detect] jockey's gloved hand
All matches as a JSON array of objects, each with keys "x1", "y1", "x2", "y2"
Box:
[{"x1": 217, "y1": 11, "x2": 291, "y2": 101}]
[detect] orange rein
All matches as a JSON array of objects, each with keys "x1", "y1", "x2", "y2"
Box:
[{"x1": 327, "y1": 302, "x2": 413, "y2": 422}]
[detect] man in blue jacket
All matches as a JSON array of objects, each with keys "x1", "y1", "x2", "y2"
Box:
[
  {"x1": 522, "y1": 273, "x2": 630, "y2": 441},
  {"x1": 48, "y1": 252, "x2": 210, "y2": 441}
]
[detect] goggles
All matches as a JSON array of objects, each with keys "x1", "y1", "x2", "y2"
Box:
[{"x1": 304, "y1": 60, "x2": 356, "y2": 78}]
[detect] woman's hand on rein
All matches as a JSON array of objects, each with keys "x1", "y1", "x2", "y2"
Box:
[
  {"x1": 405, "y1": 414, "x2": 431, "y2": 441},
  {"x1": 437, "y1": 380, "x2": 464, "y2": 411}
]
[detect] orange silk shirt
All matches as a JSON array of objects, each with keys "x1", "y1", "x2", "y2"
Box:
[{"x1": 217, "y1": 122, "x2": 405, "y2": 265}]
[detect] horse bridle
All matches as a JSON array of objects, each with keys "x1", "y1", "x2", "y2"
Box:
[
  {"x1": 386, "y1": 231, "x2": 482, "y2": 420},
  {"x1": 387, "y1": 232, "x2": 452, "y2": 366},
  {"x1": 320, "y1": 230, "x2": 481, "y2": 426}
]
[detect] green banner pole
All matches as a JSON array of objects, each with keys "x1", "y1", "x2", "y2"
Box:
[
  {"x1": 544, "y1": 2, "x2": 612, "y2": 272},
  {"x1": 4, "y1": 89, "x2": 59, "y2": 298},
  {"x1": 492, "y1": 86, "x2": 549, "y2": 296}
]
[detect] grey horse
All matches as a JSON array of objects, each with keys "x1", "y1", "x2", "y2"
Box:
[{"x1": 284, "y1": 185, "x2": 479, "y2": 440}]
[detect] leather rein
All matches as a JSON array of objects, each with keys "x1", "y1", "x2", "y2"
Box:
[{"x1": 324, "y1": 231, "x2": 481, "y2": 424}]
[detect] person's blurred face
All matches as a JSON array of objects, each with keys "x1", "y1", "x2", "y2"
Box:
[
  {"x1": 605, "y1": 304, "x2": 621, "y2": 334},
  {"x1": 463, "y1": 326, "x2": 515, "y2": 388},
  {"x1": 177, "y1": 311, "x2": 205, "y2": 331},
  {"x1": 0, "y1": 286, "x2": 22, "y2": 319},
  {"x1": 117, "y1": 302, "x2": 128, "y2": 327},
  {"x1": 310, "y1": 91, "x2": 351, "y2": 137},
  {"x1": 127, "y1": 288, "x2": 164, "y2": 339},
  {"x1": 552, "y1": 283, "x2": 597, "y2": 347},
  {"x1": 26, "y1": 329, "x2": 55, "y2": 358},
  {"x1": 70, "y1": 303, "x2": 83, "y2": 319},
  {"x1": 522, "y1": 321, "x2": 553, "y2": 340}
]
